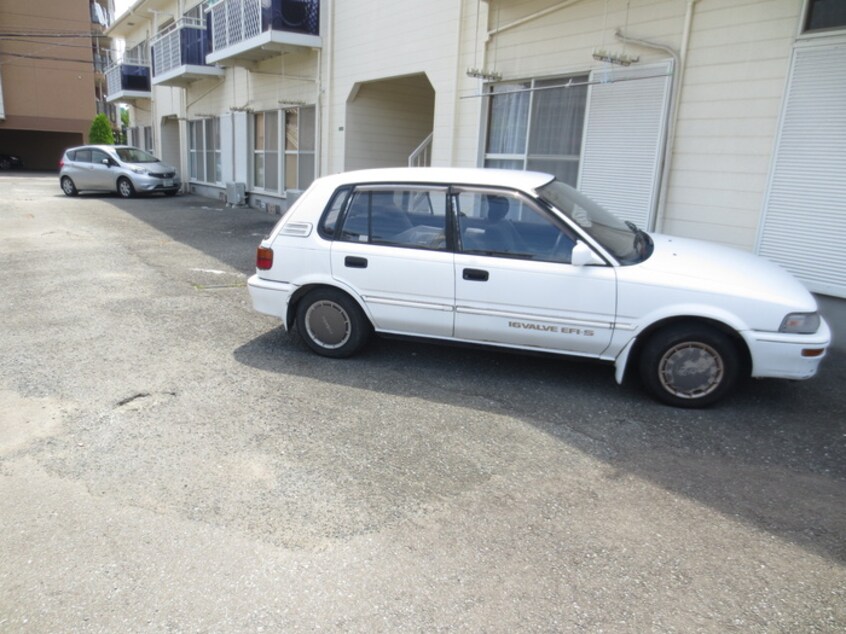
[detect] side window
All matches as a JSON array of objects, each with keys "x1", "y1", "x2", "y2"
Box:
[
  {"x1": 338, "y1": 186, "x2": 448, "y2": 250},
  {"x1": 75, "y1": 149, "x2": 92, "y2": 163},
  {"x1": 91, "y1": 150, "x2": 110, "y2": 165},
  {"x1": 318, "y1": 187, "x2": 351, "y2": 239},
  {"x1": 454, "y1": 189, "x2": 576, "y2": 262}
]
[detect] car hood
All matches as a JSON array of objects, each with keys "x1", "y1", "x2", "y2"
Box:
[
  {"x1": 122, "y1": 160, "x2": 176, "y2": 173},
  {"x1": 634, "y1": 234, "x2": 817, "y2": 312}
]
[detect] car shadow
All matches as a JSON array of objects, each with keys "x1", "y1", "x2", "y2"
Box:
[
  {"x1": 105, "y1": 191, "x2": 845, "y2": 565},
  {"x1": 234, "y1": 326, "x2": 846, "y2": 565}
]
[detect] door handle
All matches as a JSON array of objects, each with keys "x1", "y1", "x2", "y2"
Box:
[
  {"x1": 345, "y1": 256, "x2": 368, "y2": 269},
  {"x1": 462, "y1": 268, "x2": 489, "y2": 281}
]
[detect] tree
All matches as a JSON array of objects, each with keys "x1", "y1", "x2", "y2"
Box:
[{"x1": 88, "y1": 114, "x2": 114, "y2": 144}]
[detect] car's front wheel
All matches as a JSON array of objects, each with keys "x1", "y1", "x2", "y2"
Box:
[
  {"x1": 295, "y1": 288, "x2": 371, "y2": 358},
  {"x1": 639, "y1": 324, "x2": 741, "y2": 408},
  {"x1": 60, "y1": 176, "x2": 78, "y2": 197},
  {"x1": 117, "y1": 177, "x2": 135, "y2": 198}
]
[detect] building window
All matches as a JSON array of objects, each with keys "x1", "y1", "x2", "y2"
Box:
[
  {"x1": 285, "y1": 105, "x2": 315, "y2": 191},
  {"x1": 188, "y1": 118, "x2": 221, "y2": 183},
  {"x1": 253, "y1": 111, "x2": 279, "y2": 191},
  {"x1": 484, "y1": 76, "x2": 588, "y2": 186},
  {"x1": 127, "y1": 125, "x2": 153, "y2": 152},
  {"x1": 253, "y1": 106, "x2": 316, "y2": 193},
  {"x1": 804, "y1": 0, "x2": 846, "y2": 32}
]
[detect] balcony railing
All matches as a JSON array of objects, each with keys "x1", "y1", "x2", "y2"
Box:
[
  {"x1": 105, "y1": 60, "x2": 152, "y2": 102},
  {"x1": 207, "y1": 0, "x2": 320, "y2": 65},
  {"x1": 150, "y1": 16, "x2": 224, "y2": 86}
]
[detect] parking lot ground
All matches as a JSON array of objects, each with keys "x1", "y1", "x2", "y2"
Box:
[{"x1": 1, "y1": 173, "x2": 844, "y2": 632}]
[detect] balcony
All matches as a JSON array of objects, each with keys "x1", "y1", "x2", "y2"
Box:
[
  {"x1": 207, "y1": 0, "x2": 321, "y2": 67},
  {"x1": 151, "y1": 17, "x2": 225, "y2": 87},
  {"x1": 105, "y1": 61, "x2": 152, "y2": 103}
]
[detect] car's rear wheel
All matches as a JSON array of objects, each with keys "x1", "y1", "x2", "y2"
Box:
[
  {"x1": 117, "y1": 177, "x2": 135, "y2": 198},
  {"x1": 639, "y1": 324, "x2": 741, "y2": 408},
  {"x1": 60, "y1": 176, "x2": 78, "y2": 197},
  {"x1": 296, "y1": 288, "x2": 370, "y2": 358}
]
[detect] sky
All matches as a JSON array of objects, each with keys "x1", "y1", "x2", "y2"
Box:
[{"x1": 114, "y1": 0, "x2": 133, "y2": 19}]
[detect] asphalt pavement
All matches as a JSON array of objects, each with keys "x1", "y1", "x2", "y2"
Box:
[{"x1": 1, "y1": 172, "x2": 844, "y2": 632}]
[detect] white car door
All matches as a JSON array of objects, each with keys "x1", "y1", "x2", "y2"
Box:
[
  {"x1": 452, "y1": 188, "x2": 616, "y2": 357},
  {"x1": 330, "y1": 185, "x2": 455, "y2": 338}
]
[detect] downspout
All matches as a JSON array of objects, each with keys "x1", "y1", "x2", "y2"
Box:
[{"x1": 615, "y1": 0, "x2": 699, "y2": 233}]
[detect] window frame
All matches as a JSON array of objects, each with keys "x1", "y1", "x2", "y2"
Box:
[
  {"x1": 188, "y1": 117, "x2": 221, "y2": 184},
  {"x1": 483, "y1": 74, "x2": 589, "y2": 186}
]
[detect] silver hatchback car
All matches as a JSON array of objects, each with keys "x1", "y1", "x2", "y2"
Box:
[{"x1": 59, "y1": 145, "x2": 180, "y2": 198}]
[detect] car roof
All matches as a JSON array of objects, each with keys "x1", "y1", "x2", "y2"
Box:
[{"x1": 315, "y1": 167, "x2": 555, "y2": 192}]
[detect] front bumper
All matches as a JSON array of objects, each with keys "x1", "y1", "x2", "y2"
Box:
[
  {"x1": 744, "y1": 316, "x2": 831, "y2": 380},
  {"x1": 132, "y1": 174, "x2": 181, "y2": 192}
]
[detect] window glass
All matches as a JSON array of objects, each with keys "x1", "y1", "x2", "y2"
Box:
[
  {"x1": 75, "y1": 149, "x2": 92, "y2": 163},
  {"x1": 339, "y1": 187, "x2": 448, "y2": 250},
  {"x1": 91, "y1": 149, "x2": 110, "y2": 164},
  {"x1": 485, "y1": 75, "x2": 588, "y2": 186},
  {"x1": 487, "y1": 83, "x2": 530, "y2": 155},
  {"x1": 284, "y1": 105, "x2": 316, "y2": 191},
  {"x1": 454, "y1": 189, "x2": 576, "y2": 262},
  {"x1": 805, "y1": 0, "x2": 846, "y2": 31},
  {"x1": 318, "y1": 187, "x2": 351, "y2": 238}
]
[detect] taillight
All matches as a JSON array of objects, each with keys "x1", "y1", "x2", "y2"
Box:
[{"x1": 256, "y1": 246, "x2": 273, "y2": 270}]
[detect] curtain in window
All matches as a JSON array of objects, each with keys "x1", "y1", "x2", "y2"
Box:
[{"x1": 486, "y1": 83, "x2": 530, "y2": 155}]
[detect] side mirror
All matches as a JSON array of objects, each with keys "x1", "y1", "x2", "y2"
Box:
[
  {"x1": 571, "y1": 241, "x2": 603, "y2": 267},
  {"x1": 101, "y1": 158, "x2": 111, "y2": 167}
]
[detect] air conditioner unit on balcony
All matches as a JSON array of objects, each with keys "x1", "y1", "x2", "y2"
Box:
[{"x1": 225, "y1": 182, "x2": 246, "y2": 206}]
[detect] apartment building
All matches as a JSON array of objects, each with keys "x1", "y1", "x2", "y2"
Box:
[
  {"x1": 0, "y1": 0, "x2": 117, "y2": 169},
  {"x1": 105, "y1": 0, "x2": 845, "y2": 298}
]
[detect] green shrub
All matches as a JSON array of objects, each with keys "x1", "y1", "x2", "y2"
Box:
[{"x1": 88, "y1": 114, "x2": 114, "y2": 144}]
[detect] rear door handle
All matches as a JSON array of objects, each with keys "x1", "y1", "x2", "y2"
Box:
[
  {"x1": 463, "y1": 268, "x2": 489, "y2": 282},
  {"x1": 345, "y1": 256, "x2": 368, "y2": 269}
]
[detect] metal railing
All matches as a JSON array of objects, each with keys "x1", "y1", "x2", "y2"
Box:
[
  {"x1": 105, "y1": 62, "x2": 151, "y2": 96},
  {"x1": 209, "y1": 0, "x2": 319, "y2": 51},
  {"x1": 151, "y1": 17, "x2": 210, "y2": 76},
  {"x1": 408, "y1": 133, "x2": 433, "y2": 167}
]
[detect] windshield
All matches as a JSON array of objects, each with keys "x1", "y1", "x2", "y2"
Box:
[
  {"x1": 115, "y1": 147, "x2": 159, "y2": 164},
  {"x1": 536, "y1": 179, "x2": 650, "y2": 264}
]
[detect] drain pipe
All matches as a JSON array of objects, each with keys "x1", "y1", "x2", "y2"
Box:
[{"x1": 615, "y1": 0, "x2": 699, "y2": 233}]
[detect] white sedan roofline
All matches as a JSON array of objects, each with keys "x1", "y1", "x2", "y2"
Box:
[{"x1": 317, "y1": 167, "x2": 556, "y2": 193}]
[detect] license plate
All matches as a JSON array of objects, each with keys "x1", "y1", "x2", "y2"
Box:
[{"x1": 163, "y1": 179, "x2": 173, "y2": 187}]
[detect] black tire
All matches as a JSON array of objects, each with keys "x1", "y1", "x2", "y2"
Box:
[
  {"x1": 164, "y1": 189, "x2": 178, "y2": 197},
  {"x1": 60, "y1": 176, "x2": 78, "y2": 197},
  {"x1": 639, "y1": 324, "x2": 741, "y2": 408},
  {"x1": 117, "y1": 177, "x2": 135, "y2": 198},
  {"x1": 295, "y1": 288, "x2": 371, "y2": 358},
  {"x1": 0, "y1": 157, "x2": 10, "y2": 170}
]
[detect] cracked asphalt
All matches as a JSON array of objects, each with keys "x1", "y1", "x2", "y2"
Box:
[{"x1": 1, "y1": 173, "x2": 844, "y2": 632}]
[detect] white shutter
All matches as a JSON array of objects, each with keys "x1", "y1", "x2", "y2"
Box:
[
  {"x1": 758, "y1": 42, "x2": 846, "y2": 298},
  {"x1": 578, "y1": 61, "x2": 673, "y2": 230}
]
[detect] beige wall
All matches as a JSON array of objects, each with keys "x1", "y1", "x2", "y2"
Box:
[
  {"x1": 470, "y1": 0, "x2": 802, "y2": 251},
  {"x1": 0, "y1": 0, "x2": 97, "y2": 166}
]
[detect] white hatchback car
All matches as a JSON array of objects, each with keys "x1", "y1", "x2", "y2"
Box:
[{"x1": 248, "y1": 168, "x2": 830, "y2": 407}]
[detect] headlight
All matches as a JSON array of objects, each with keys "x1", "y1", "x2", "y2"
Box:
[
  {"x1": 132, "y1": 167, "x2": 149, "y2": 175},
  {"x1": 780, "y1": 312, "x2": 820, "y2": 334}
]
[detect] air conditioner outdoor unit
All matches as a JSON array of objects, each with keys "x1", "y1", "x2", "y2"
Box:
[{"x1": 225, "y1": 182, "x2": 246, "y2": 206}]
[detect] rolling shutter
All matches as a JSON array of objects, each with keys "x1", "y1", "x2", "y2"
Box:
[
  {"x1": 758, "y1": 41, "x2": 846, "y2": 298},
  {"x1": 578, "y1": 61, "x2": 673, "y2": 230}
]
